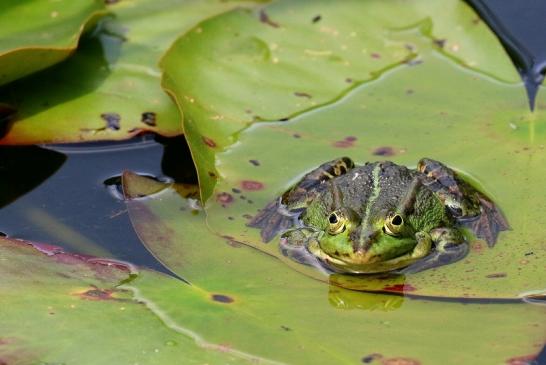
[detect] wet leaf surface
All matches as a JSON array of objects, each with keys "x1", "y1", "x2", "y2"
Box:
[
  {"x1": 123, "y1": 177, "x2": 546, "y2": 364},
  {"x1": 0, "y1": 0, "x2": 106, "y2": 86},
  {"x1": 160, "y1": 0, "x2": 545, "y2": 299},
  {"x1": 0, "y1": 0, "x2": 266, "y2": 145}
]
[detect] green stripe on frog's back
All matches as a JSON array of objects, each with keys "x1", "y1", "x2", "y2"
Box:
[{"x1": 358, "y1": 163, "x2": 382, "y2": 247}]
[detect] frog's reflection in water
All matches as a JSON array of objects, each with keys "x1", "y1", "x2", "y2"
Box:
[{"x1": 328, "y1": 275, "x2": 405, "y2": 312}]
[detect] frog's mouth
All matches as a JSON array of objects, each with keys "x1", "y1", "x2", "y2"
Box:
[{"x1": 307, "y1": 239, "x2": 419, "y2": 274}]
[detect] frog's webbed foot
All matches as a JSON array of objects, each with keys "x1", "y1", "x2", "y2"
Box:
[
  {"x1": 398, "y1": 228, "x2": 469, "y2": 274},
  {"x1": 460, "y1": 195, "x2": 510, "y2": 247},
  {"x1": 246, "y1": 198, "x2": 304, "y2": 243}
]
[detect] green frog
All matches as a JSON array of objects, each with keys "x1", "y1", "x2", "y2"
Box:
[{"x1": 247, "y1": 157, "x2": 509, "y2": 274}]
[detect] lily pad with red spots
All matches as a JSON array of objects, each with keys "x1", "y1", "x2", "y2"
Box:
[
  {"x1": 161, "y1": 0, "x2": 520, "y2": 200},
  {"x1": 121, "y1": 174, "x2": 546, "y2": 364},
  {"x1": 161, "y1": 0, "x2": 545, "y2": 299}
]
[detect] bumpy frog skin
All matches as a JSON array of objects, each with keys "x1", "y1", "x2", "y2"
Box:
[{"x1": 248, "y1": 158, "x2": 509, "y2": 274}]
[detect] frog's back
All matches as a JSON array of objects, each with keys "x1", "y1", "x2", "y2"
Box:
[{"x1": 329, "y1": 161, "x2": 419, "y2": 216}]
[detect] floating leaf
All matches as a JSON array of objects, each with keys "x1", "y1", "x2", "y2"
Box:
[
  {"x1": 161, "y1": 0, "x2": 520, "y2": 199},
  {"x1": 205, "y1": 39, "x2": 545, "y2": 299},
  {"x1": 0, "y1": 0, "x2": 266, "y2": 145},
  {"x1": 123, "y1": 175, "x2": 546, "y2": 364},
  {"x1": 161, "y1": 0, "x2": 544, "y2": 298},
  {"x1": 0, "y1": 237, "x2": 281, "y2": 364},
  {"x1": 0, "y1": 0, "x2": 106, "y2": 86}
]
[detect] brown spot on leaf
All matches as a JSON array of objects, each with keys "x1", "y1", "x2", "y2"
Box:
[
  {"x1": 371, "y1": 52, "x2": 381, "y2": 59},
  {"x1": 345, "y1": 78, "x2": 353, "y2": 83},
  {"x1": 105, "y1": 0, "x2": 120, "y2": 4},
  {"x1": 312, "y1": 15, "x2": 322, "y2": 23},
  {"x1": 259, "y1": 9, "x2": 279, "y2": 28},
  {"x1": 79, "y1": 288, "x2": 115, "y2": 301},
  {"x1": 211, "y1": 294, "x2": 234, "y2": 303},
  {"x1": 294, "y1": 92, "x2": 312, "y2": 98},
  {"x1": 249, "y1": 159, "x2": 260, "y2": 166},
  {"x1": 241, "y1": 180, "x2": 264, "y2": 191},
  {"x1": 486, "y1": 272, "x2": 507, "y2": 278},
  {"x1": 232, "y1": 188, "x2": 241, "y2": 194},
  {"x1": 216, "y1": 192, "x2": 234, "y2": 206},
  {"x1": 362, "y1": 353, "x2": 383, "y2": 363},
  {"x1": 141, "y1": 112, "x2": 156, "y2": 126},
  {"x1": 433, "y1": 39, "x2": 446, "y2": 48},
  {"x1": 202, "y1": 136, "x2": 216, "y2": 148},
  {"x1": 382, "y1": 357, "x2": 420, "y2": 365},
  {"x1": 382, "y1": 284, "x2": 417, "y2": 292},
  {"x1": 101, "y1": 113, "x2": 121, "y2": 130},
  {"x1": 333, "y1": 136, "x2": 357, "y2": 148},
  {"x1": 373, "y1": 146, "x2": 396, "y2": 156},
  {"x1": 293, "y1": 133, "x2": 301, "y2": 139}
]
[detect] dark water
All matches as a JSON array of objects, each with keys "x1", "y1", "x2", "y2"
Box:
[
  {"x1": 0, "y1": 2, "x2": 545, "y2": 273},
  {"x1": 0, "y1": 135, "x2": 196, "y2": 275},
  {"x1": 466, "y1": 0, "x2": 546, "y2": 108}
]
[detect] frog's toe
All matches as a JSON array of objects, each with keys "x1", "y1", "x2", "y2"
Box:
[
  {"x1": 398, "y1": 242, "x2": 469, "y2": 274},
  {"x1": 461, "y1": 195, "x2": 510, "y2": 247}
]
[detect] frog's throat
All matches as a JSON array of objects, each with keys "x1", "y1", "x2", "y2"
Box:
[{"x1": 307, "y1": 241, "x2": 418, "y2": 274}]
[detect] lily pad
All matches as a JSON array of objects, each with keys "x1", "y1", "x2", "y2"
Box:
[
  {"x1": 160, "y1": 0, "x2": 520, "y2": 200},
  {"x1": 0, "y1": 236, "x2": 280, "y2": 364},
  {"x1": 161, "y1": 1, "x2": 545, "y2": 298},
  {"x1": 205, "y1": 40, "x2": 545, "y2": 299},
  {"x1": 0, "y1": 0, "x2": 106, "y2": 86},
  {"x1": 0, "y1": 0, "x2": 266, "y2": 145},
  {"x1": 123, "y1": 174, "x2": 546, "y2": 364}
]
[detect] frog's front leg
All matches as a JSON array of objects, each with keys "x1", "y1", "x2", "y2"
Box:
[{"x1": 399, "y1": 228, "x2": 469, "y2": 274}]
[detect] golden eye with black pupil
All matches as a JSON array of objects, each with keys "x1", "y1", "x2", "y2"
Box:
[
  {"x1": 384, "y1": 214, "x2": 404, "y2": 236},
  {"x1": 328, "y1": 211, "x2": 346, "y2": 235}
]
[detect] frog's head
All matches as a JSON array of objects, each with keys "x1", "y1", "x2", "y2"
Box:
[{"x1": 283, "y1": 178, "x2": 446, "y2": 273}]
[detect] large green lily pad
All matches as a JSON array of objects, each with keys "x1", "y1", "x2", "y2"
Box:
[
  {"x1": 160, "y1": 0, "x2": 545, "y2": 298},
  {"x1": 205, "y1": 42, "x2": 545, "y2": 299},
  {"x1": 161, "y1": 0, "x2": 520, "y2": 200},
  {"x1": 0, "y1": 0, "x2": 266, "y2": 145},
  {"x1": 122, "y1": 173, "x2": 546, "y2": 364},
  {"x1": 0, "y1": 0, "x2": 106, "y2": 86},
  {"x1": 0, "y1": 237, "x2": 269, "y2": 364}
]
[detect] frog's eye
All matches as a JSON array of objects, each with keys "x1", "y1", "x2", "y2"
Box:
[
  {"x1": 384, "y1": 214, "x2": 404, "y2": 236},
  {"x1": 328, "y1": 211, "x2": 346, "y2": 235}
]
